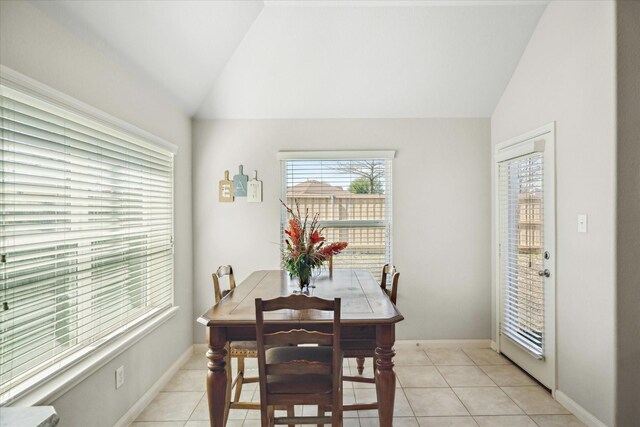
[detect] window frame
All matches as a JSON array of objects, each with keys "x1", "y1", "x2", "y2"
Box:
[
  {"x1": 0, "y1": 66, "x2": 179, "y2": 406},
  {"x1": 278, "y1": 150, "x2": 395, "y2": 278}
]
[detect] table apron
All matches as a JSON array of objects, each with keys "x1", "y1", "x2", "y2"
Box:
[{"x1": 215, "y1": 324, "x2": 377, "y2": 342}]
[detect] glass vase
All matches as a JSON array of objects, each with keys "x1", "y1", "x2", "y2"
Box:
[{"x1": 295, "y1": 265, "x2": 312, "y2": 294}]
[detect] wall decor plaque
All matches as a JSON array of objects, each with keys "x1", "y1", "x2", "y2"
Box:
[
  {"x1": 233, "y1": 165, "x2": 248, "y2": 197},
  {"x1": 219, "y1": 170, "x2": 234, "y2": 202},
  {"x1": 247, "y1": 170, "x2": 263, "y2": 203}
]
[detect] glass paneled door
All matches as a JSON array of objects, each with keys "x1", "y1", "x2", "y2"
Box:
[{"x1": 496, "y1": 124, "x2": 555, "y2": 390}]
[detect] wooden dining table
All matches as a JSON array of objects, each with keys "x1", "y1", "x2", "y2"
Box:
[{"x1": 197, "y1": 269, "x2": 404, "y2": 427}]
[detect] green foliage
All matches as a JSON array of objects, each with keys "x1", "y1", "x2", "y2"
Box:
[{"x1": 349, "y1": 177, "x2": 383, "y2": 194}]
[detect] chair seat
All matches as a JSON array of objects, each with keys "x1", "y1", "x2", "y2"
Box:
[
  {"x1": 230, "y1": 340, "x2": 277, "y2": 357},
  {"x1": 231, "y1": 341, "x2": 258, "y2": 352},
  {"x1": 265, "y1": 346, "x2": 342, "y2": 395}
]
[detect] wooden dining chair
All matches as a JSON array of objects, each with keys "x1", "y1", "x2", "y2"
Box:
[
  {"x1": 212, "y1": 265, "x2": 261, "y2": 420},
  {"x1": 341, "y1": 266, "x2": 400, "y2": 414},
  {"x1": 348, "y1": 265, "x2": 400, "y2": 374},
  {"x1": 255, "y1": 295, "x2": 343, "y2": 426}
]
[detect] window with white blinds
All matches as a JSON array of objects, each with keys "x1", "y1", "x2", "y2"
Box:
[
  {"x1": 499, "y1": 152, "x2": 545, "y2": 359},
  {"x1": 279, "y1": 152, "x2": 393, "y2": 280},
  {"x1": 0, "y1": 83, "x2": 174, "y2": 403}
]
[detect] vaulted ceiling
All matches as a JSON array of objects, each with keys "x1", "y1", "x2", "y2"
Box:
[{"x1": 33, "y1": 0, "x2": 548, "y2": 119}]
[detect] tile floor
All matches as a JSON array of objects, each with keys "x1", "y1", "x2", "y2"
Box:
[{"x1": 130, "y1": 344, "x2": 585, "y2": 427}]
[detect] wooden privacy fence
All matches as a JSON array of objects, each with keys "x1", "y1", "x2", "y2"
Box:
[{"x1": 285, "y1": 193, "x2": 389, "y2": 277}]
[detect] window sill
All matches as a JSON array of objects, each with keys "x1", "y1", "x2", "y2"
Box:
[{"x1": 6, "y1": 306, "x2": 179, "y2": 407}]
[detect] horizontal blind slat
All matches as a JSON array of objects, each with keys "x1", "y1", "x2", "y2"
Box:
[{"x1": 1, "y1": 157, "x2": 172, "y2": 187}]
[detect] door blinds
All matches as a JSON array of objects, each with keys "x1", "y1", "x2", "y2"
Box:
[
  {"x1": 280, "y1": 157, "x2": 392, "y2": 281},
  {"x1": 499, "y1": 153, "x2": 545, "y2": 359},
  {"x1": 0, "y1": 84, "x2": 174, "y2": 403}
]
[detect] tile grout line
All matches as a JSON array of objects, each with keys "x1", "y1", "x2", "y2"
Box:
[
  {"x1": 185, "y1": 392, "x2": 207, "y2": 423},
  {"x1": 397, "y1": 387, "x2": 416, "y2": 418}
]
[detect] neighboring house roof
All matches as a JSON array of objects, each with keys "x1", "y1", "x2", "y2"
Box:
[{"x1": 287, "y1": 180, "x2": 348, "y2": 196}]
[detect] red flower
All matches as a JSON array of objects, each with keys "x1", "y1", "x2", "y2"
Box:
[
  {"x1": 309, "y1": 231, "x2": 324, "y2": 244},
  {"x1": 287, "y1": 219, "x2": 302, "y2": 243},
  {"x1": 319, "y1": 241, "x2": 349, "y2": 257}
]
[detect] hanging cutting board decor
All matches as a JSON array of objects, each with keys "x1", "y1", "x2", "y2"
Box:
[
  {"x1": 247, "y1": 170, "x2": 263, "y2": 203},
  {"x1": 218, "y1": 170, "x2": 234, "y2": 202},
  {"x1": 233, "y1": 165, "x2": 248, "y2": 197}
]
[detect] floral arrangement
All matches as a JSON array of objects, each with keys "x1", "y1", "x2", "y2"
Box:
[{"x1": 281, "y1": 200, "x2": 348, "y2": 287}]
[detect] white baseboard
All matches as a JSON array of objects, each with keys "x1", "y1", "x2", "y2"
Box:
[
  {"x1": 555, "y1": 390, "x2": 608, "y2": 427},
  {"x1": 490, "y1": 340, "x2": 498, "y2": 351},
  {"x1": 114, "y1": 345, "x2": 194, "y2": 427},
  {"x1": 395, "y1": 339, "x2": 492, "y2": 349}
]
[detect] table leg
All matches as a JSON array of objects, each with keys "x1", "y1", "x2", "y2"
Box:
[
  {"x1": 206, "y1": 327, "x2": 228, "y2": 427},
  {"x1": 375, "y1": 324, "x2": 396, "y2": 427},
  {"x1": 355, "y1": 356, "x2": 366, "y2": 375}
]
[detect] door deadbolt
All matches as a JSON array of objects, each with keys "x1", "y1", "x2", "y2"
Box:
[{"x1": 538, "y1": 269, "x2": 551, "y2": 278}]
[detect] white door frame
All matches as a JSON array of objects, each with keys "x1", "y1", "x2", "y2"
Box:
[{"x1": 493, "y1": 122, "x2": 557, "y2": 395}]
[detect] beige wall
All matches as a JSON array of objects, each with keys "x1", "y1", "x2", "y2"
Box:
[
  {"x1": 491, "y1": 1, "x2": 616, "y2": 425},
  {"x1": 192, "y1": 118, "x2": 491, "y2": 342},
  {"x1": 0, "y1": 2, "x2": 193, "y2": 426},
  {"x1": 616, "y1": 1, "x2": 640, "y2": 425}
]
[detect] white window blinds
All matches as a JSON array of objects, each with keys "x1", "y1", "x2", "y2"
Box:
[
  {"x1": 0, "y1": 84, "x2": 174, "y2": 403},
  {"x1": 279, "y1": 153, "x2": 393, "y2": 280},
  {"x1": 499, "y1": 152, "x2": 545, "y2": 359}
]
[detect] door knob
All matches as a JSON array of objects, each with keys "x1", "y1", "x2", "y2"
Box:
[{"x1": 538, "y1": 269, "x2": 551, "y2": 278}]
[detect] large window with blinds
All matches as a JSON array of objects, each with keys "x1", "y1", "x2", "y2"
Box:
[
  {"x1": 279, "y1": 151, "x2": 394, "y2": 280},
  {"x1": 0, "y1": 81, "x2": 175, "y2": 404}
]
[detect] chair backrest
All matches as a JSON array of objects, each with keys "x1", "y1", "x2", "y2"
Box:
[
  {"x1": 387, "y1": 271, "x2": 400, "y2": 305},
  {"x1": 254, "y1": 295, "x2": 341, "y2": 404},
  {"x1": 212, "y1": 265, "x2": 236, "y2": 304},
  {"x1": 379, "y1": 264, "x2": 396, "y2": 288},
  {"x1": 380, "y1": 264, "x2": 400, "y2": 305}
]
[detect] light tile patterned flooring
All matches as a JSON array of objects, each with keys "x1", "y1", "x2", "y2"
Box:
[{"x1": 130, "y1": 344, "x2": 585, "y2": 427}]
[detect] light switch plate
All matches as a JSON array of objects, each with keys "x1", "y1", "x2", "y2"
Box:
[
  {"x1": 578, "y1": 214, "x2": 588, "y2": 233},
  {"x1": 116, "y1": 366, "x2": 125, "y2": 389}
]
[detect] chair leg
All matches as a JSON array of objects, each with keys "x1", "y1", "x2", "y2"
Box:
[
  {"x1": 260, "y1": 403, "x2": 269, "y2": 427},
  {"x1": 355, "y1": 356, "x2": 365, "y2": 375},
  {"x1": 268, "y1": 405, "x2": 275, "y2": 427},
  {"x1": 224, "y1": 344, "x2": 232, "y2": 426},
  {"x1": 373, "y1": 353, "x2": 378, "y2": 376},
  {"x1": 317, "y1": 405, "x2": 325, "y2": 427},
  {"x1": 233, "y1": 355, "x2": 245, "y2": 403},
  {"x1": 287, "y1": 405, "x2": 295, "y2": 427},
  {"x1": 331, "y1": 404, "x2": 341, "y2": 426},
  {"x1": 337, "y1": 379, "x2": 344, "y2": 426}
]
